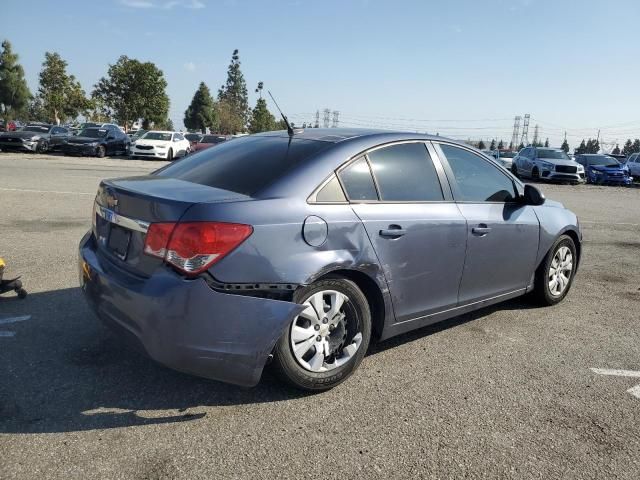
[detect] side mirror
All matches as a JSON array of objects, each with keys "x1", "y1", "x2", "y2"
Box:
[{"x1": 522, "y1": 184, "x2": 545, "y2": 206}]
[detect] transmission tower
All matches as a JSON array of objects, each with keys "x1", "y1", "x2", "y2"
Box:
[
  {"x1": 331, "y1": 111, "x2": 340, "y2": 128},
  {"x1": 511, "y1": 116, "x2": 521, "y2": 149},
  {"x1": 322, "y1": 109, "x2": 331, "y2": 128},
  {"x1": 314, "y1": 110, "x2": 320, "y2": 128},
  {"x1": 520, "y1": 114, "x2": 530, "y2": 145},
  {"x1": 532, "y1": 124, "x2": 539, "y2": 146}
]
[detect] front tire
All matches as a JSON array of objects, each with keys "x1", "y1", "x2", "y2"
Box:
[
  {"x1": 273, "y1": 278, "x2": 372, "y2": 391},
  {"x1": 532, "y1": 167, "x2": 540, "y2": 180},
  {"x1": 96, "y1": 145, "x2": 106, "y2": 158},
  {"x1": 166, "y1": 148, "x2": 173, "y2": 161},
  {"x1": 533, "y1": 234, "x2": 577, "y2": 306},
  {"x1": 511, "y1": 164, "x2": 519, "y2": 178}
]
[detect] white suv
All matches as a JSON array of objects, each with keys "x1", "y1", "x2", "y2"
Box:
[
  {"x1": 512, "y1": 147, "x2": 585, "y2": 184},
  {"x1": 627, "y1": 153, "x2": 640, "y2": 178}
]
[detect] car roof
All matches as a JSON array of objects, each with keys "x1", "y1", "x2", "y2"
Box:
[{"x1": 254, "y1": 127, "x2": 459, "y2": 145}]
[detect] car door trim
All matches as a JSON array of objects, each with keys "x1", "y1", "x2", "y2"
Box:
[{"x1": 95, "y1": 203, "x2": 150, "y2": 234}]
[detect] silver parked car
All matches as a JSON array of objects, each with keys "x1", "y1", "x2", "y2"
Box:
[
  {"x1": 627, "y1": 153, "x2": 640, "y2": 178},
  {"x1": 512, "y1": 147, "x2": 585, "y2": 183}
]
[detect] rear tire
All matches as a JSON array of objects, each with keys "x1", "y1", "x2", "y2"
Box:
[
  {"x1": 511, "y1": 164, "x2": 519, "y2": 178},
  {"x1": 273, "y1": 278, "x2": 371, "y2": 391},
  {"x1": 533, "y1": 235, "x2": 577, "y2": 306}
]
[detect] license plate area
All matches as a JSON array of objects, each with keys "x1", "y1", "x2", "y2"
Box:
[{"x1": 108, "y1": 225, "x2": 131, "y2": 260}]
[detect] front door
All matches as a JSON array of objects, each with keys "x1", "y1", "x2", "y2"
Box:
[
  {"x1": 436, "y1": 143, "x2": 540, "y2": 304},
  {"x1": 338, "y1": 142, "x2": 467, "y2": 322}
]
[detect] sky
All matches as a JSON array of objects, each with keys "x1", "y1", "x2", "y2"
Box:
[{"x1": 3, "y1": 0, "x2": 640, "y2": 149}]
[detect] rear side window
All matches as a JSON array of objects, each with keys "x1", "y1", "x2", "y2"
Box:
[
  {"x1": 439, "y1": 144, "x2": 517, "y2": 202},
  {"x1": 338, "y1": 157, "x2": 378, "y2": 201},
  {"x1": 157, "y1": 136, "x2": 331, "y2": 196},
  {"x1": 367, "y1": 143, "x2": 443, "y2": 201}
]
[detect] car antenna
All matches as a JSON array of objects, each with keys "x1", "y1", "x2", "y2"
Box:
[{"x1": 268, "y1": 91, "x2": 301, "y2": 137}]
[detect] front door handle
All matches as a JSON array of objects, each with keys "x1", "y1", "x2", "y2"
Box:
[
  {"x1": 472, "y1": 224, "x2": 491, "y2": 236},
  {"x1": 379, "y1": 225, "x2": 406, "y2": 238}
]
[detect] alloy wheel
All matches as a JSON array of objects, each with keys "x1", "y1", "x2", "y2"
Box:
[
  {"x1": 290, "y1": 290, "x2": 362, "y2": 372},
  {"x1": 548, "y1": 246, "x2": 573, "y2": 296}
]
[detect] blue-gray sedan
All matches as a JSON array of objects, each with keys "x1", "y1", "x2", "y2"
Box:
[{"x1": 79, "y1": 129, "x2": 582, "y2": 391}]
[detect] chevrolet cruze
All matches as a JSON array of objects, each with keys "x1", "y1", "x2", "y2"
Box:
[{"x1": 79, "y1": 129, "x2": 582, "y2": 391}]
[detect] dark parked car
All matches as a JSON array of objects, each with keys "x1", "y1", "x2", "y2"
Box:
[
  {"x1": 184, "y1": 133, "x2": 203, "y2": 145},
  {"x1": 192, "y1": 134, "x2": 230, "y2": 152},
  {"x1": 0, "y1": 124, "x2": 69, "y2": 152},
  {"x1": 62, "y1": 126, "x2": 130, "y2": 157},
  {"x1": 79, "y1": 129, "x2": 582, "y2": 391},
  {"x1": 574, "y1": 154, "x2": 633, "y2": 185}
]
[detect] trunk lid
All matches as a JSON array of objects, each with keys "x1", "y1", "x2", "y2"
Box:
[{"x1": 94, "y1": 176, "x2": 250, "y2": 276}]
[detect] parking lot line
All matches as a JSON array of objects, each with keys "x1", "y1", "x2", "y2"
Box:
[{"x1": 0, "y1": 187, "x2": 94, "y2": 196}]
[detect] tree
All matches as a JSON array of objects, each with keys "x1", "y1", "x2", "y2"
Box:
[
  {"x1": 217, "y1": 49, "x2": 249, "y2": 132},
  {"x1": 497, "y1": 140, "x2": 504, "y2": 150},
  {"x1": 248, "y1": 82, "x2": 276, "y2": 133},
  {"x1": 622, "y1": 139, "x2": 634, "y2": 156},
  {"x1": 477, "y1": 140, "x2": 486, "y2": 150},
  {"x1": 216, "y1": 99, "x2": 245, "y2": 134},
  {"x1": 184, "y1": 82, "x2": 217, "y2": 133},
  {"x1": 508, "y1": 141, "x2": 513, "y2": 150},
  {"x1": 576, "y1": 140, "x2": 586, "y2": 154},
  {"x1": 0, "y1": 40, "x2": 31, "y2": 121},
  {"x1": 561, "y1": 139, "x2": 569, "y2": 153},
  {"x1": 544, "y1": 138, "x2": 549, "y2": 147},
  {"x1": 612, "y1": 144, "x2": 621, "y2": 155},
  {"x1": 93, "y1": 55, "x2": 169, "y2": 131},
  {"x1": 633, "y1": 139, "x2": 640, "y2": 154},
  {"x1": 37, "y1": 52, "x2": 90, "y2": 124},
  {"x1": 489, "y1": 139, "x2": 496, "y2": 150},
  {"x1": 518, "y1": 142, "x2": 525, "y2": 150}
]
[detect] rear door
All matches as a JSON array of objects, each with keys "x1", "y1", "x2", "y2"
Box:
[
  {"x1": 435, "y1": 143, "x2": 539, "y2": 304},
  {"x1": 339, "y1": 141, "x2": 467, "y2": 322}
]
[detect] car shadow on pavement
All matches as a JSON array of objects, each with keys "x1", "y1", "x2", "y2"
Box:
[
  {"x1": 0, "y1": 287, "x2": 310, "y2": 434},
  {"x1": 0, "y1": 287, "x2": 541, "y2": 434}
]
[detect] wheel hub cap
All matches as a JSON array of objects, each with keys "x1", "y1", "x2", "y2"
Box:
[
  {"x1": 548, "y1": 246, "x2": 573, "y2": 296},
  {"x1": 290, "y1": 290, "x2": 362, "y2": 372}
]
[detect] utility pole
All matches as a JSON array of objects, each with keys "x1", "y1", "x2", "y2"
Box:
[
  {"x1": 532, "y1": 124, "x2": 539, "y2": 146},
  {"x1": 331, "y1": 110, "x2": 340, "y2": 128},
  {"x1": 314, "y1": 110, "x2": 320, "y2": 128},
  {"x1": 511, "y1": 116, "x2": 521, "y2": 150},
  {"x1": 520, "y1": 114, "x2": 530, "y2": 146},
  {"x1": 323, "y1": 108, "x2": 330, "y2": 128}
]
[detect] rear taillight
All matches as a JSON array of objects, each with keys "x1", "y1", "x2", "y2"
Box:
[{"x1": 143, "y1": 222, "x2": 253, "y2": 276}]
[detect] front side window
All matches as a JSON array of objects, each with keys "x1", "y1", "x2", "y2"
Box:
[
  {"x1": 338, "y1": 157, "x2": 378, "y2": 201},
  {"x1": 439, "y1": 144, "x2": 517, "y2": 203},
  {"x1": 367, "y1": 142, "x2": 444, "y2": 201}
]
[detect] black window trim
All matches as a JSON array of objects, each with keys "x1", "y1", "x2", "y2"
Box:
[
  {"x1": 309, "y1": 140, "x2": 454, "y2": 205},
  {"x1": 433, "y1": 141, "x2": 524, "y2": 205}
]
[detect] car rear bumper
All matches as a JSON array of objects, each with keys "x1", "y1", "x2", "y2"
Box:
[{"x1": 78, "y1": 232, "x2": 303, "y2": 387}]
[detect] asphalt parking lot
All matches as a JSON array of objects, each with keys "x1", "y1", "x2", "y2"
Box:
[{"x1": 1, "y1": 152, "x2": 639, "y2": 479}]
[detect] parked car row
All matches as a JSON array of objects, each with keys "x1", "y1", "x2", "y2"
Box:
[{"x1": 0, "y1": 123, "x2": 231, "y2": 160}]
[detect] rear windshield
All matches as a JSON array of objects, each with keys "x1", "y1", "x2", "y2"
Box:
[
  {"x1": 79, "y1": 128, "x2": 107, "y2": 138},
  {"x1": 201, "y1": 135, "x2": 227, "y2": 144},
  {"x1": 586, "y1": 156, "x2": 620, "y2": 166},
  {"x1": 537, "y1": 149, "x2": 568, "y2": 160},
  {"x1": 157, "y1": 135, "x2": 331, "y2": 196},
  {"x1": 499, "y1": 151, "x2": 516, "y2": 158},
  {"x1": 143, "y1": 132, "x2": 172, "y2": 141}
]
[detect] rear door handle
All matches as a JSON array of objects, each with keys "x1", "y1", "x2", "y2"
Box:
[
  {"x1": 472, "y1": 224, "x2": 491, "y2": 236},
  {"x1": 379, "y1": 225, "x2": 406, "y2": 238}
]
